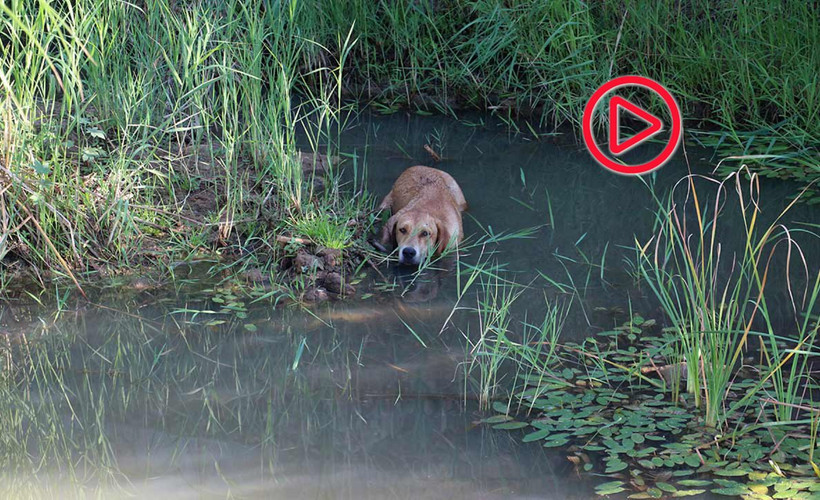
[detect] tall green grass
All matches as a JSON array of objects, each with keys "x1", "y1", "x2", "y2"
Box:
[
  {"x1": 443, "y1": 254, "x2": 566, "y2": 410},
  {"x1": 0, "y1": 0, "x2": 368, "y2": 289},
  {"x1": 299, "y1": 1, "x2": 817, "y2": 177},
  {"x1": 637, "y1": 168, "x2": 820, "y2": 427}
]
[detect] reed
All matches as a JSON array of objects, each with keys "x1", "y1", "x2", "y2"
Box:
[
  {"x1": 303, "y1": 1, "x2": 817, "y2": 188},
  {"x1": 636, "y1": 168, "x2": 818, "y2": 427},
  {"x1": 0, "y1": 0, "x2": 369, "y2": 290}
]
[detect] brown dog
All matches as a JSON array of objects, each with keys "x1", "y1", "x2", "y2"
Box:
[{"x1": 377, "y1": 166, "x2": 467, "y2": 265}]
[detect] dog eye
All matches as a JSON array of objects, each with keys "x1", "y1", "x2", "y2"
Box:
[
  {"x1": 420, "y1": 231, "x2": 429, "y2": 237},
  {"x1": 399, "y1": 228, "x2": 407, "y2": 234}
]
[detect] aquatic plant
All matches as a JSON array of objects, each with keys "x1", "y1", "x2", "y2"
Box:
[
  {"x1": 287, "y1": 210, "x2": 355, "y2": 250},
  {"x1": 636, "y1": 169, "x2": 817, "y2": 428},
  {"x1": 444, "y1": 255, "x2": 567, "y2": 410},
  {"x1": 484, "y1": 313, "x2": 820, "y2": 498}
]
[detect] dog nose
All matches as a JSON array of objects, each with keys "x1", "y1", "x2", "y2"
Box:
[{"x1": 402, "y1": 247, "x2": 416, "y2": 259}]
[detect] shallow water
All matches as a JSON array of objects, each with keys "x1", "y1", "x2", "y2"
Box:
[
  {"x1": 2, "y1": 112, "x2": 818, "y2": 498},
  {"x1": 350, "y1": 112, "x2": 819, "y2": 333}
]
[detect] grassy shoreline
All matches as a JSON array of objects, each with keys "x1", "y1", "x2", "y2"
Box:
[
  {"x1": 1, "y1": 0, "x2": 378, "y2": 297},
  {"x1": 315, "y1": 1, "x2": 818, "y2": 193},
  {"x1": 1, "y1": 0, "x2": 818, "y2": 290}
]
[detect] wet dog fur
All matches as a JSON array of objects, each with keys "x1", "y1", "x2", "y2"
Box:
[{"x1": 376, "y1": 166, "x2": 467, "y2": 265}]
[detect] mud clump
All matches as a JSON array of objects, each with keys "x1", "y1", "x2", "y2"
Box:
[
  {"x1": 240, "y1": 268, "x2": 267, "y2": 283},
  {"x1": 303, "y1": 286, "x2": 329, "y2": 302},
  {"x1": 320, "y1": 271, "x2": 355, "y2": 297},
  {"x1": 280, "y1": 244, "x2": 361, "y2": 303},
  {"x1": 293, "y1": 249, "x2": 324, "y2": 273},
  {"x1": 317, "y1": 248, "x2": 342, "y2": 268}
]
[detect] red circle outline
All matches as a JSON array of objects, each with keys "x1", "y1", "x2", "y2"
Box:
[{"x1": 582, "y1": 76, "x2": 682, "y2": 175}]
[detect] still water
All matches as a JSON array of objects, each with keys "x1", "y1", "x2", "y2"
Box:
[{"x1": 2, "y1": 112, "x2": 817, "y2": 498}]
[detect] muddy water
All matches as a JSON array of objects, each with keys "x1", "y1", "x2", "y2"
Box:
[
  {"x1": 2, "y1": 287, "x2": 586, "y2": 499},
  {"x1": 3, "y1": 113, "x2": 818, "y2": 498},
  {"x1": 351, "y1": 112, "x2": 819, "y2": 332}
]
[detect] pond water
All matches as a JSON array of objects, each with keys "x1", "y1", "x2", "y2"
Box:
[{"x1": 2, "y1": 112, "x2": 818, "y2": 498}]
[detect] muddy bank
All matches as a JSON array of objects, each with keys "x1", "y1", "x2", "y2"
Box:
[{"x1": 0, "y1": 147, "x2": 375, "y2": 304}]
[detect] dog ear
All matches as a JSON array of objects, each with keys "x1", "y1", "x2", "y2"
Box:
[
  {"x1": 435, "y1": 220, "x2": 454, "y2": 255},
  {"x1": 378, "y1": 214, "x2": 398, "y2": 252}
]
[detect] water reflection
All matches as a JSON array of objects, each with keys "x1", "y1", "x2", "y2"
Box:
[
  {"x1": 1, "y1": 288, "x2": 590, "y2": 498},
  {"x1": 1, "y1": 112, "x2": 815, "y2": 498}
]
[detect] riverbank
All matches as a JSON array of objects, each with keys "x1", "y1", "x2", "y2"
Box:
[
  {"x1": 2, "y1": 0, "x2": 817, "y2": 294},
  {"x1": 1, "y1": 0, "x2": 378, "y2": 298},
  {"x1": 314, "y1": 0, "x2": 818, "y2": 195}
]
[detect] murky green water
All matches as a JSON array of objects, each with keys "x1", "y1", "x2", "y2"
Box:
[
  {"x1": 352, "y1": 112, "x2": 819, "y2": 332},
  {"x1": 2, "y1": 113, "x2": 817, "y2": 498}
]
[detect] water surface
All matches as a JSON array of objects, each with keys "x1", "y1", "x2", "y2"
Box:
[{"x1": 3, "y1": 112, "x2": 817, "y2": 499}]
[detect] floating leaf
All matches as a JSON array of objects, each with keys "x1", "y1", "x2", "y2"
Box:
[
  {"x1": 748, "y1": 484, "x2": 769, "y2": 494},
  {"x1": 543, "y1": 437, "x2": 570, "y2": 447},
  {"x1": 671, "y1": 470, "x2": 695, "y2": 477},
  {"x1": 677, "y1": 480, "x2": 712, "y2": 487},
  {"x1": 772, "y1": 490, "x2": 803, "y2": 499},
  {"x1": 712, "y1": 487, "x2": 750, "y2": 496},
  {"x1": 492, "y1": 401, "x2": 509, "y2": 414},
  {"x1": 714, "y1": 467, "x2": 753, "y2": 477},
  {"x1": 605, "y1": 459, "x2": 628, "y2": 473},
  {"x1": 493, "y1": 421, "x2": 529, "y2": 430},
  {"x1": 656, "y1": 482, "x2": 677, "y2": 493},
  {"x1": 684, "y1": 454, "x2": 702, "y2": 467},
  {"x1": 482, "y1": 415, "x2": 511, "y2": 424},
  {"x1": 522, "y1": 428, "x2": 550, "y2": 442},
  {"x1": 672, "y1": 490, "x2": 706, "y2": 497},
  {"x1": 595, "y1": 481, "x2": 626, "y2": 495},
  {"x1": 713, "y1": 479, "x2": 745, "y2": 488}
]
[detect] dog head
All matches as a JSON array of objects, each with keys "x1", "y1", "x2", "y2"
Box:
[{"x1": 380, "y1": 209, "x2": 452, "y2": 266}]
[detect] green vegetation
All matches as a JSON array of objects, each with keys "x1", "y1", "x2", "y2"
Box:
[
  {"x1": 2, "y1": 0, "x2": 818, "y2": 291},
  {"x1": 297, "y1": 0, "x2": 818, "y2": 190},
  {"x1": 637, "y1": 171, "x2": 813, "y2": 428},
  {"x1": 460, "y1": 172, "x2": 820, "y2": 498},
  {"x1": 0, "y1": 0, "x2": 371, "y2": 294}
]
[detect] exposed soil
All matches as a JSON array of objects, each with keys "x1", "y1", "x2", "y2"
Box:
[{"x1": 0, "y1": 142, "x2": 373, "y2": 305}]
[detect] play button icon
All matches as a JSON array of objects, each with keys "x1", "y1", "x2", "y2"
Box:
[
  {"x1": 608, "y1": 95, "x2": 663, "y2": 155},
  {"x1": 582, "y1": 76, "x2": 683, "y2": 175}
]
